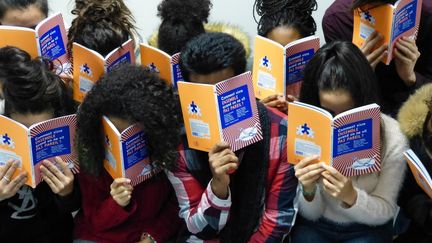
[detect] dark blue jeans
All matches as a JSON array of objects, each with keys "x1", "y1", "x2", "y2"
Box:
[{"x1": 290, "y1": 216, "x2": 393, "y2": 243}]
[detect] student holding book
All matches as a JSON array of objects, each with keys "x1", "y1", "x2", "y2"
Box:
[
  {"x1": 290, "y1": 41, "x2": 408, "y2": 242},
  {"x1": 253, "y1": 0, "x2": 317, "y2": 113},
  {"x1": 396, "y1": 83, "x2": 432, "y2": 242},
  {"x1": 0, "y1": 46, "x2": 79, "y2": 242},
  {"x1": 167, "y1": 32, "x2": 297, "y2": 242},
  {"x1": 322, "y1": 0, "x2": 432, "y2": 116},
  {"x1": 74, "y1": 64, "x2": 182, "y2": 242},
  {"x1": 0, "y1": 0, "x2": 47, "y2": 28}
]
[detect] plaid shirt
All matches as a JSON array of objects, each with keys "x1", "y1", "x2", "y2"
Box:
[{"x1": 167, "y1": 107, "x2": 298, "y2": 242}]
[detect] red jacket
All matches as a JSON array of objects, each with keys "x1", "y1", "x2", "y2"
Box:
[{"x1": 74, "y1": 170, "x2": 182, "y2": 243}]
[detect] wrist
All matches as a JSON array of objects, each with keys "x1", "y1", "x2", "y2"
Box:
[
  {"x1": 301, "y1": 183, "x2": 317, "y2": 201},
  {"x1": 211, "y1": 178, "x2": 229, "y2": 199},
  {"x1": 343, "y1": 187, "x2": 358, "y2": 207},
  {"x1": 403, "y1": 72, "x2": 416, "y2": 86}
]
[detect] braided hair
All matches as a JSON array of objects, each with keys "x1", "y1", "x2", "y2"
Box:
[
  {"x1": 68, "y1": 0, "x2": 137, "y2": 56},
  {"x1": 254, "y1": 0, "x2": 317, "y2": 38},
  {"x1": 157, "y1": 0, "x2": 212, "y2": 55}
]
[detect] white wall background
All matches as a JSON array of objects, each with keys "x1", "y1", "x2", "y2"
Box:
[{"x1": 49, "y1": 0, "x2": 334, "y2": 46}]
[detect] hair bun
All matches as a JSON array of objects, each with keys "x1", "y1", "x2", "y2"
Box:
[
  {"x1": 73, "y1": 0, "x2": 129, "y2": 22},
  {"x1": 157, "y1": 0, "x2": 212, "y2": 23},
  {"x1": 255, "y1": 0, "x2": 317, "y2": 17}
]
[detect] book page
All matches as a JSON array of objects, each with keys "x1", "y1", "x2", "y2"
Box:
[
  {"x1": 178, "y1": 81, "x2": 220, "y2": 152},
  {"x1": 105, "y1": 39, "x2": 135, "y2": 72},
  {"x1": 252, "y1": 36, "x2": 285, "y2": 99},
  {"x1": 140, "y1": 43, "x2": 173, "y2": 86},
  {"x1": 285, "y1": 36, "x2": 320, "y2": 98},
  {"x1": 0, "y1": 26, "x2": 38, "y2": 58},
  {"x1": 216, "y1": 72, "x2": 263, "y2": 152},
  {"x1": 102, "y1": 116, "x2": 123, "y2": 180},
  {"x1": 404, "y1": 149, "x2": 432, "y2": 198},
  {"x1": 72, "y1": 42, "x2": 105, "y2": 102},
  {"x1": 29, "y1": 114, "x2": 78, "y2": 186},
  {"x1": 332, "y1": 104, "x2": 380, "y2": 176},
  {"x1": 120, "y1": 124, "x2": 153, "y2": 186},
  {"x1": 0, "y1": 115, "x2": 34, "y2": 187},
  {"x1": 287, "y1": 102, "x2": 333, "y2": 166}
]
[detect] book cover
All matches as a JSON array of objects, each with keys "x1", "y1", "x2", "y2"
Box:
[
  {"x1": 102, "y1": 116, "x2": 159, "y2": 186},
  {"x1": 287, "y1": 102, "x2": 381, "y2": 176},
  {"x1": 0, "y1": 114, "x2": 78, "y2": 188},
  {"x1": 404, "y1": 149, "x2": 432, "y2": 198},
  {"x1": 140, "y1": 43, "x2": 183, "y2": 88},
  {"x1": 178, "y1": 71, "x2": 263, "y2": 152},
  {"x1": 252, "y1": 35, "x2": 319, "y2": 99},
  {"x1": 353, "y1": 0, "x2": 422, "y2": 64},
  {"x1": 72, "y1": 39, "x2": 135, "y2": 102}
]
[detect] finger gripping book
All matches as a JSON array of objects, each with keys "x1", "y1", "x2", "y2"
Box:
[
  {"x1": 0, "y1": 114, "x2": 78, "y2": 188},
  {"x1": 287, "y1": 102, "x2": 381, "y2": 177},
  {"x1": 177, "y1": 72, "x2": 263, "y2": 152},
  {"x1": 102, "y1": 116, "x2": 161, "y2": 186}
]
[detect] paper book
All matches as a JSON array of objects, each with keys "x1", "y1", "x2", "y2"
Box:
[
  {"x1": 72, "y1": 39, "x2": 135, "y2": 102},
  {"x1": 177, "y1": 71, "x2": 263, "y2": 152},
  {"x1": 353, "y1": 0, "x2": 423, "y2": 65},
  {"x1": 102, "y1": 116, "x2": 160, "y2": 186},
  {"x1": 287, "y1": 102, "x2": 381, "y2": 177},
  {"x1": 404, "y1": 149, "x2": 432, "y2": 198},
  {"x1": 252, "y1": 35, "x2": 320, "y2": 99},
  {"x1": 140, "y1": 43, "x2": 183, "y2": 88},
  {"x1": 0, "y1": 114, "x2": 78, "y2": 188},
  {"x1": 0, "y1": 13, "x2": 70, "y2": 72}
]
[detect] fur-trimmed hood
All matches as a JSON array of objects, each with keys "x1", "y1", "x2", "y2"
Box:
[
  {"x1": 148, "y1": 22, "x2": 251, "y2": 59},
  {"x1": 397, "y1": 83, "x2": 432, "y2": 139}
]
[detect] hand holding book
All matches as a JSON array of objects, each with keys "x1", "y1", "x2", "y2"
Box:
[
  {"x1": 209, "y1": 142, "x2": 239, "y2": 199},
  {"x1": 394, "y1": 36, "x2": 420, "y2": 86},
  {"x1": 0, "y1": 160, "x2": 27, "y2": 202},
  {"x1": 321, "y1": 164, "x2": 358, "y2": 207},
  {"x1": 294, "y1": 155, "x2": 324, "y2": 201},
  {"x1": 360, "y1": 31, "x2": 388, "y2": 69},
  {"x1": 110, "y1": 178, "x2": 133, "y2": 207},
  {"x1": 40, "y1": 157, "x2": 74, "y2": 197}
]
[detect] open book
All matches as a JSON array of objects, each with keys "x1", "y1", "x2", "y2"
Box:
[
  {"x1": 0, "y1": 114, "x2": 78, "y2": 188},
  {"x1": 252, "y1": 35, "x2": 320, "y2": 99},
  {"x1": 0, "y1": 13, "x2": 70, "y2": 73},
  {"x1": 140, "y1": 43, "x2": 183, "y2": 88},
  {"x1": 287, "y1": 102, "x2": 381, "y2": 177},
  {"x1": 102, "y1": 116, "x2": 160, "y2": 186},
  {"x1": 177, "y1": 71, "x2": 262, "y2": 152},
  {"x1": 404, "y1": 149, "x2": 432, "y2": 198},
  {"x1": 72, "y1": 39, "x2": 135, "y2": 102},
  {"x1": 353, "y1": 0, "x2": 423, "y2": 65}
]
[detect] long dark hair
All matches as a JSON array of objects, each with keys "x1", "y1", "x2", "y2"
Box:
[
  {"x1": 254, "y1": 0, "x2": 317, "y2": 37},
  {"x1": 68, "y1": 0, "x2": 137, "y2": 56},
  {"x1": 76, "y1": 64, "x2": 181, "y2": 175},
  {"x1": 0, "y1": 46, "x2": 75, "y2": 117},
  {"x1": 157, "y1": 0, "x2": 212, "y2": 55}
]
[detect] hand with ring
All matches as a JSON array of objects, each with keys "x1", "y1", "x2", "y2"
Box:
[{"x1": 0, "y1": 160, "x2": 27, "y2": 202}]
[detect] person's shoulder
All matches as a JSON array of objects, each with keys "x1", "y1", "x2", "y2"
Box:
[
  {"x1": 423, "y1": 1, "x2": 432, "y2": 15},
  {"x1": 324, "y1": 0, "x2": 352, "y2": 17},
  {"x1": 382, "y1": 113, "x2": 408, "y2": 151}
]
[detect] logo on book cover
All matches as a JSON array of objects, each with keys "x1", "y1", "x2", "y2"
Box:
[
  {"x1": 360, "y1": 11, "x2": 376, "y2": 25},
  {"x1": 236, "y1": 123, "x2": 259, "y2": 142},
  {"x1": 148, "y1": 63, "x2": 160, "y2": 73},
  {"x1": 350, "y1": 155, "x2": 378, "y2": 170},
  {"x1": 188, "y1": 101, "x2": 202, "y2": 117},
  {"x1": 0, "y1": 133, "x2": 15, "y2": 149},
  {"x1": 105, "y1": 135, "x2": 111, "y2": 149},
  {"x1": 260, "y1": 56, "x2": 272, "y2": 70},
  {"x1": 296, "y1": 123, "x2": 315, "y2": 138},
  {"x1": 80, "y1": 63, "x2": 93, "y2": 77}
]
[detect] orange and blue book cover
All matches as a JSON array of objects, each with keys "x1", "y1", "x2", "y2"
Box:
[
  {"x1": 252, "y1": 35, "x2": 320, "y2": 99},
  {"x1": 140, "y1": 43, "x2": 183, "y2": 88},
  {"x1": 287, "y1": 102, "x2": 381, "y2": 177},
  {"x1": 0, "y1": 114, "x2": 78, "y2": 188},
  {"x1": 102, "y1": 116, "x2": 160, "y2": 186},
  {"x1": 404, "y1": 149, "x2": 432, "y2": 198},
  {"x1": 177, "y1": 71, "x2": 263, "y2": 152},
  {"x1": 0, "y1": 12, "x2": 69, "y2": 71},
  {"x1": 72, "y1": 39, "x2": 135, "y2": 102},
  {"x1": 353, "y1": 0, "x2": 423, "y2": 65}
]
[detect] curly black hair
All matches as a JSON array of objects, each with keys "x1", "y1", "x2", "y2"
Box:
[
  {"x1": 157, "y1": 0, "x2": 212, "y2": 55},
  {"x1": 0, "y1": 46, "x2": 75, "y2": 117},
  {"x1": 76, "y1": 64, "x2": 182, "y2": 175},
  {"x1": 0, "y1": 0, "x2": 48, "y2": 20},
  {"x1": 254, "y1": 0, "x2": 317, "y2": 38},
  {"x1": 179, "y1": 32, "x2": 246, "y2": 81},
  {"x1": 68, "y1": 0, "x2": 137, "y2": 56}
]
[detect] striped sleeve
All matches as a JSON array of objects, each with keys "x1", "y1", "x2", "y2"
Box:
[
  {"x1": 249, "y1": 108, "x2": 298, "y2": 242},
  {"x1": 166, "y1": 148, "x2": 231, "y2": 239}
]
